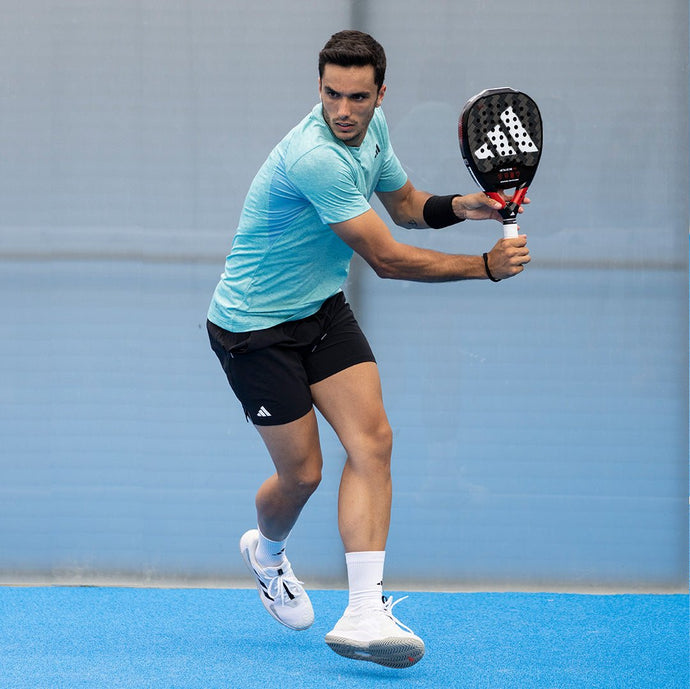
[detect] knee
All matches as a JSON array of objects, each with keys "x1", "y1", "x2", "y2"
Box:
[
  {"x1": 283, "y1": 466, "x2": 322, "y2": 501},
  {"x1": 296, "y1": 469, "x2": 322, "y2": 497},
  {"x1": 374, "y1": 420, "x2": 393, "y2": 464},
  {"x1": 351, "y1": 418, "x2": 393, "y2": 472}
]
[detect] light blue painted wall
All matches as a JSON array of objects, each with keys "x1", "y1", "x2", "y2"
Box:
[
  {"x1": 0, "y1": 259, "x2": 686, "y2": 590},
  {"x1": 0, "y1": 0, "x2": 687, "y2": 590}
]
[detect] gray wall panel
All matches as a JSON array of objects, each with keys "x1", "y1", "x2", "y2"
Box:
[{"x1": 0, "y1": 1, "x2": 687, "y2": 590}]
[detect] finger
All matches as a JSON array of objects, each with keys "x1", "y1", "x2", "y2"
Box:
[
  {"x1": 516, "y1": 196, "x2": 531, "y2": 213},
  {"x1": 483, "y1": 192, "x2": 505, "y2": 209},
  {"x1": 503, "y1": 234, "x2": 527, "y2": 246}
]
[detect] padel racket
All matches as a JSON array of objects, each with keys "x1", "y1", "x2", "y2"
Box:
[{"x1": 458, "y1": 87, "x2": 542, "y2": 238}]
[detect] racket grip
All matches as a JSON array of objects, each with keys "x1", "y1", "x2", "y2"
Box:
[{"x1": 503, "y1": 222, "x2": 519, "y2": 239}]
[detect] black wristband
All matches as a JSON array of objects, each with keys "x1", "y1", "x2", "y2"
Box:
[
  {"x1": 482, "y1": 252, "x2": 501, "y2": 282},
  {"x1": 422, "y1": 194, "x2": 464, "y2": 229}
]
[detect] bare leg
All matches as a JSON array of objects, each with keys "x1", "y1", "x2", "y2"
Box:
[
  {"x1": 311, "y1": 362, "x2": 393, "y2": 552},
  {"x1": 239, "y1": 412, "x2": 319, "y2": 631},
  {"x1": 254, "y1": 410, "x2": 324, "y2": 541},
  {"x1": 313, "y1": 366, "x2": 424, "y2": 666}
]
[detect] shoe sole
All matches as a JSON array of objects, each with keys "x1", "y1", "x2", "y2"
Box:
[{"x1": 325, "y1": 634, "x2": 425, "y2": 669}]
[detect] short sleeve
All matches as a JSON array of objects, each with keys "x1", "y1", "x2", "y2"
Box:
[
  {"x1": 288, "y1": 146, "x2": 371, "y2": 225},
  {"x1": 375, "y1": 148, "x2": 407, "y2": 193}
]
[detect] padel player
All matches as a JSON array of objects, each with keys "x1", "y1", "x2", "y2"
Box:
[{"x1": 207, "y1": 30, "x2": 530, "y2": 668}]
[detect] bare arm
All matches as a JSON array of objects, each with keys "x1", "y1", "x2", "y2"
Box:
[
  {"x1": 330, "y1": 207, "x2": 529, "y2": 282},
  {"x1": 376, "y1": 179, "x2": 513, "y2": 229}
]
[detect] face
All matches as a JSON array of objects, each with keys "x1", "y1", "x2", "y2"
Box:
[{"x1": 319, "y1": 63, "x2": 385, "y2": 147}]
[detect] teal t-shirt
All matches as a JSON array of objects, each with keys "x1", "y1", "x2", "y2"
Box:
[{"x1": 207, "y1": 103, "x2": 407, "y2": 332}]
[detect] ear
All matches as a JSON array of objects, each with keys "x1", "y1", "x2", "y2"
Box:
[{"x1": 375, "y1": 84, "x2": 386, "y2": 107}]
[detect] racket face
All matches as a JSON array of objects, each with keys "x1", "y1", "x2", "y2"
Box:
[{"x1": 459, "y1": 88, "x2": 542, "y2": 193}]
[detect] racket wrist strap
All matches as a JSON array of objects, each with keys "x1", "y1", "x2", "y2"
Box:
[
  {"x1": 482, "y1": 252, "x2": 501, "y2": 282},
  {"x1": 423, "y1": 194, "x2": 464, "y2": 229}
]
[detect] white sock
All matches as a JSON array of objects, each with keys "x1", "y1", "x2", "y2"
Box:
[
  {"x1": 255, "y1": 528, "x2": 288, "y2": 567},
  {"x1": 345, "y1": 551, "x2": 385, "y2": 613}
]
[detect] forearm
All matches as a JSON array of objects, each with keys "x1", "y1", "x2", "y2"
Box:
[
  {"x1": 331, "y1": 208, "x2": 528, "y2": 283},
  {"x1": 395, "y1": 192, "x2": 466, "y2": 230},
  {"x1": 379, "y1": 182, "x2": 503, "y2": 229},
  {"x1": 386, "y1": 187, "x2": 432, "y2": 229},
  {"x1": 369, "y1": 242, "x2": 486, "y2": 282}
]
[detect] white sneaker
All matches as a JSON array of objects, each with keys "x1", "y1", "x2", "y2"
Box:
[
  {"x1": 324, "y1": 596, "x2": 425, "y2": 668},
  {"x1": 239, "y1": 529, "x2": 314, "y2": 631}
]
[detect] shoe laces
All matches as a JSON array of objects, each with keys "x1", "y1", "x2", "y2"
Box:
[
  {"x1": 262, "y1": 561, "x2": 305, "y2": 604},
  {"x1": 381, "y1": 594, "x2": 414, "y2": 634}
]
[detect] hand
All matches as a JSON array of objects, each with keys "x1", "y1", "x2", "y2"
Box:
[
  {"x1": 485, "y1": 234, "x2": 530, "y2": 279},
  {"x1": 453, "y1": 192, "x2": 530, "y2": 222}
]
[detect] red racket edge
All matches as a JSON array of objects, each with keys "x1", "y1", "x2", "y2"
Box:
[{"x1": 487, "y1": 186, "x2": 528, "y2": 221}]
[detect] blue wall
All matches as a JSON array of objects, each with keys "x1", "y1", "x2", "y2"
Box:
[
  {"x1": 1, "y1": 256, "x2": 686, "y2": 590},
  {"x1": 0, "y1": 0, "x2": 687, "y2": 591}
]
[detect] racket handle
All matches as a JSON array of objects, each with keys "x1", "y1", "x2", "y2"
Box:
[{"x1": 503, "y1": 222, "x2": 519, "y2": 239}]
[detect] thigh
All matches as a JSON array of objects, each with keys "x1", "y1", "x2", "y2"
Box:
[
  {"x1": 255, "y1": 409, "x2": 324, "y2": 480},
  {"x1": 310, "y1": 362, "x2": 391, "y2": 460}
]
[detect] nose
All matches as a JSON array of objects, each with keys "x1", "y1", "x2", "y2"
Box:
[{"x1": 336, "y1": 98, "x2": 352, "y2": 120}]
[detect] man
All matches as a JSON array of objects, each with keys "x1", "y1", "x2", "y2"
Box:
[{"x1": 207, "y1": 30, "x2": 529, "y2": 669}]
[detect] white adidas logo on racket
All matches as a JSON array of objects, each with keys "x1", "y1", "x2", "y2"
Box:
[{"x1": 474, "y1": 106, "x2": 539, "y2": 159}]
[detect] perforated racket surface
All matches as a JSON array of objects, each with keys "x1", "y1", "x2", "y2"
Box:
[{"x1": 458, "y1": 87, "x2": 542, "y2": 238}]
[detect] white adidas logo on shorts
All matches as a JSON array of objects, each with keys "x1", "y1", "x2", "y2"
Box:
[{"x1": 256, "y1": 406, "x2": 272, "y2": 418}]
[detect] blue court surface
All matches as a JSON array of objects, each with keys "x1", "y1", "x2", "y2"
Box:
[{"x1": 0, "y1": 587, "x2": 686, "y2": 688}]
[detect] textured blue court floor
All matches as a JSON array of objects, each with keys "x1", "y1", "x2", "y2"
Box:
[{"x1": 0, "y1": 587, "x2": 686, "y2": 688}]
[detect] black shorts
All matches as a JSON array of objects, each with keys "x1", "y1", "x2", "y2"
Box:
[{"x1": 207, "y1": 292, "x2": 376, "y2": 426}]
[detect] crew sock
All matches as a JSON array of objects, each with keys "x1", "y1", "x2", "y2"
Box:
[
  {"x1": 345, "y1": 550, "x2": 386, "y2": 613},
  {"x1": 255, "y1": 528, "x2": 288, "y2": 568}
]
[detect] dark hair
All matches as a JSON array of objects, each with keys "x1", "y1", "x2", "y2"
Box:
[{"x1": 318, "y1": 30, "x2": 386, "y2": 89}]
